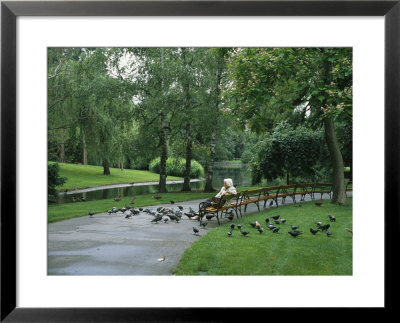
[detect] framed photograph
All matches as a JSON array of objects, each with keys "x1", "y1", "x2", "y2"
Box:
[{"x1": 1, "y1": 0, "x2": 397, "y2": 320}]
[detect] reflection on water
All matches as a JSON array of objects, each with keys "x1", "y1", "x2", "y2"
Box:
[{"x1": 56, "y1": 163, "x2": 251, "y2": 204}]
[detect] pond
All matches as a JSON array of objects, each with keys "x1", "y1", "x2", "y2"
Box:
[{"x1": 56, "y1": 162, "x2": 252, "y2": 204}]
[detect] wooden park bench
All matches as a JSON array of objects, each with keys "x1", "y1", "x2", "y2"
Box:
[
  {"x1": 198, "y1": 192, "x2": 241, "y2": 225},
  {"x1": 312, "y1": 182, "x2": 333, "y2": 200},
  {"x1": 294, "y1": 182, "x2": 315, "y2": 201}
]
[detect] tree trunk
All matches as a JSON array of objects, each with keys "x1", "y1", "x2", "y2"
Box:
[
  {"x1": 204, "y1": 55, "x2": 223, "y2": 193},
  {"x1": 103, "y1": 159, "x2": 111, "y2": 175},
  {"x1": 204, "y1": 128, "x2": 217, "y2": 192},
  {"x1": 182, "y1": 123, "x2": 192, "y2": 191},
  {"x1": 59, "y1": 129, "x2": 65, "y2": 163},
  {"x1": 323, "y1": 117, "x2": 347, "y2": 205},
  {"x1": 159, "y1": 111, "x2": 168, "y2": 193},
  {"x1": 82, "y1": 130, "x2": 88, "y2": 165},
  {"x1": 286, "y1": 170, "x2": 290, "y2": 185}
]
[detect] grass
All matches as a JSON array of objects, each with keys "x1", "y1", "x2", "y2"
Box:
[
  {"x1": 52, "y1": 162, "x2": 183, "y2": 191},
  {"x1": 173, "y1": 198, "x2": 352, "y2": 275}
]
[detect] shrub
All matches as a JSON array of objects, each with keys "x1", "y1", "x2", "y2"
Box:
[
  {"x1": 48, "y1": 162, "x2": 67, "y2": 201},
  {"x1": 149, "y1": 157, "x2": 204, "y2": 178}
]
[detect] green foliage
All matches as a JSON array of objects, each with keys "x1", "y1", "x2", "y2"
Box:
[
  {"x1": 48, "y1": 163, "x2": 67, "y2": 201},
  {"x1": 149, "y1": 157, "x2": 204, "y2": 178},
  {"x1": 257, "y1": 122, "x2": 327, "y2": 183}
]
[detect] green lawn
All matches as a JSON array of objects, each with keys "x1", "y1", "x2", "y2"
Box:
[
  {"x1": 52, "y1": 162, "x2": 183, "y2": 191},
  {"x1": 173, "y1": 198, "x2": 352, "y2": 275}
]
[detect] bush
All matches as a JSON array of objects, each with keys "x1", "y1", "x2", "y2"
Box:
[
  {"x1": 149, "y1": 157, "x2": 204, "y2": 178},
  {"x1": 48, "y1": 162, "x2": 67, "y2": 201}
]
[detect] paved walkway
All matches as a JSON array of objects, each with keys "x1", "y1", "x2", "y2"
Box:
[{"x1": 48, "y1": 192, "x2": 352, "y2": 275}]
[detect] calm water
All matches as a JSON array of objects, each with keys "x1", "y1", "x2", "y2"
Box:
[{"x1": 56, "y1": 163, "x2": 252, "y2": 204}]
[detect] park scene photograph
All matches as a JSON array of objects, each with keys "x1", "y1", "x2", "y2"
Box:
[{"x1": 48, "y1": 47, "x2": 352, "y2": 276}]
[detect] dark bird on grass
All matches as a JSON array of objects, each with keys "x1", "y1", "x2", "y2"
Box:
[
  {"x1": 345, "y1": 228, "x2": 353, "y2": 235},
  {"x1": 326, "y1": 230, "x2": 332, "y2": 237},
  {"x1": 153, "y1": 195, "x2": 162, "y2": 200},
  {"x1": 269, "y1": 200, "x2": 274, "y2": 207},
  {"x1": 267, "y1": 224, "x2": 276, "y2": 230},
  {"x1": 200, "y1": 221, "x2": 208, "y2": 228},
  {"x1": 280, "y1": 218, "x2": 286, "y2": 223},
  {"x1": 310, "y1": 228, "x2": 320, "y2": 235},
  {"x1": 328, "y1": 215, "x2": 336, "y2": 222},
  {"x1": 151, "y1": 214, "x2": 163, "y2": 223},
  {"x1": 170, "y1": 201, "x2": 175, "y2": 204},
  {"x1": 320, "y1": 224, "x2": 331, "y2": 231},
  {"x1": 274, "y1": 220, "x2": 280, "y2": 225},
  {"x1": 271, "y1": 215, "x2": 280, "y2": 220},
  {"x1": 237, "y1": 224, "x2": 242, "y2": 230},
  {"x1": 88, "y1": 210, "x2": 94, "y2": 217},
  {"x1": 265, "y1": 218, "x2": 269, "y2": 224},
  {"x1": 178, "y1": 205, "x2": 184, "y2": 211},
  {"x1": 193, "y1": 227, "x2": 200, "y2": 235},
  {"x1": 227, "y1": 230, "x2": 233, "y2": 237},
  {"x1": 258, "y1": 227, "x2": 264, "y2": 234},
  {"x1": 230, "y1": 223, "x2": 235, "y2": 230},
  {"x1": 288, "y1": 230, "x2": 303, "y2": 237},
  {"x1": 315, "y1": 221, "x2": 323, "y2": 227},
  {"x1": 255, "y1": 221, "x2": 261, "y2": 229},
  {"x1": 249, "y1": 222, "x2": 257, "y2": 228},
  {"x1": 272, "y1": 227, "x2": 280, "y2": 233},
  {"x1": 240, "y1": 230, "x2": 250, "y2": 237},
  {"x1": 290, "y1": 225, "x2": 299, "y2": 230},
  {"x1": 315, "y1": 202, "x2": 322, "y2": 207}
]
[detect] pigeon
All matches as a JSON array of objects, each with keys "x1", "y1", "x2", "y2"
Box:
[
  {"x1": 131, "y1": 209, "x2": 140, "y2": 215},
  {"x1": 290, "y1": 225, "x2": 299, "y2": 230},
  {"x1": 227, "y1": 230, "x2": 233, "y2": 237},
  {"x1": 315, "y1": 221, "x2": 323, "y2": 228},
  {"x1": 267, "y1": 224, "x2": 276, "y2": 230},
  {"x1": 163, "y1": 217, "x2": 169, "y2": 224},
  {"x1": 345, "y1": 228, "x2": 353, "y2": 235},
  {"x1": 265, "y1": 218, "x2": 269, "y2": 223},
  {"x1": 107, "y1": 210, "x2": 112, "y2": 215},
  {"x1": 151, "y1": 214, "x2": 163, "y2": 223},
  {"x1": 157, "y1": 207, "x2": 163, "y2": 212},
  {"x1": 310, "y1": 228, "x2": 320, "y2": 235},
  {"x1": 112, "y1": 207, "x2": 118, "y2": 213},
  {"x1": 88, "y1": 210, "x2": 94, "y2": 217},
  {"x1": 315, "y1": 202, "x2": 322, "y2": 207},
  {"x1": 114, "y1": 197, "x2": 121, "y2": 201},
  {"x1": 280, "y1": 218, "x2": 286, "y2": 223},
  {"x1": 158, "y1": 256, "x2": 166, "y2": 262},
  {"x1": 255, "y1": 221, "x2": 261, "y2": 229},
  {"x1": 168, "y1": 214, "x2": 178, "y2": 222},
  {"x1": 230, "y1": 223, "x2": 235, "y2": 230},
  {"x1": 237, "y1": 224, "x2": 242, "y2": 230},
  {"x1": 272, "y1": 227, "x2": 280, "y2": 233},
  {"x1": 271, "y1": 215, "x2": 280, "y2": 220},
  {"x1": 184, "y1": 213, "x2": 194, "y2": 219},
  {"x1": 249, "y1": 222, "x2": 257, "y2": 228},
  {"x1": 170, "y1": 200, "x2": 175, "y2": 204},
  {"x1": 258, "y1": 227, "x2": 264, "y2": 234},
  {"x1": 125, "y1": 213, "x2": 132, "y2": 219},
  {"x1": 240, "y1": 230, "x2": 250, "y2": 237},
  {"x1": 139, "y1": 207, "x2": 143, "y2": 211},
  {"x1": 121, "y1": 207, "x2": 127, "y2": 213},
  {"x1": 326, "y1": 230, "x2": 332, "y2": 237},
  {"x1": 288, "y1": 230, "x2": 303, "y2": 237},
  {"x1": 178, "y1": 206, "x2": 184, "y2": 211},
  {"x1": 320, "y1": 224, "x2": 331, "y2": 231},
  {"x1": 129, "y1": 198, "x2": 136, "y2": 204},
  {"x1": 125, "y1": 205, "x2": 132, "y2": 210},
  {"x1": 274, "y1": 220, "x2": 280, "y2": 225},
  {"x1": 328, "y1": 215, "x2": 336, "y2": 222},
  {"x1": 153, "y1": 195, "x2": 162, "y2": 200},
  {"x1": 189, "y1": 207, "x2": 195, "y2": 214},
  {"x1": 200, "y1": 221, "x2": 208, "y2": 228},
  {"x1": 193, "y1": 227, "x2": 200, "y2": 235}
]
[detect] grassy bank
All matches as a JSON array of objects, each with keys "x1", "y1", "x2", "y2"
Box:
[
  {"x1": 173, "y1": 198, "x2": 352, "y2": 275},
  {"x1": 51, "y1": 162, "x2": 183, "y2": 191}
]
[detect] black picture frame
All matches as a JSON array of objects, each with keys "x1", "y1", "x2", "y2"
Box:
[{"x1": 1, "y1": 0, "x2": 398, "y2": 321}]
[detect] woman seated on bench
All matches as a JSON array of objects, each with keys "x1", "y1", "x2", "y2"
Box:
[{"x1": 212, "y1": 178, "x2": 237, "y2": 207}]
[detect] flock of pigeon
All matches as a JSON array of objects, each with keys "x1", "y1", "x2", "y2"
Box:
[{"x1": 220, "y1": 213, "x2": 349, "y2": 238}]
